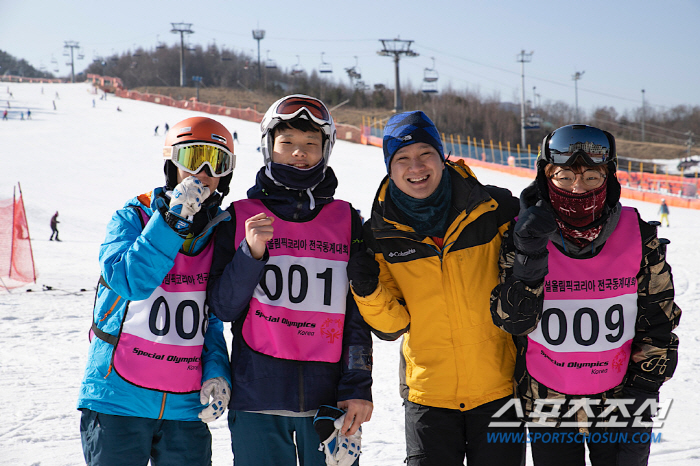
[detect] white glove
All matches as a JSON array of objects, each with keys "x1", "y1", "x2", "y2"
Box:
[
  {"x1": 316, "y1": 410, "x2": 362, "y2": 466},
  {"x1": 170, "y1": 177, "x2": 210, "y2": 220},
  {"x1": 198, "y1": 377, "x2": 230, "y2": 423}
]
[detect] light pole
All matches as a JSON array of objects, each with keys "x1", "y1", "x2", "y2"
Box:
[
  {"x1": 516, "y1": 50, "x2": 533, "y2": 150},
  {"x1": 641, "y1": 89, "x2": 646, "y2": 142},
  {"x1": 378, "y1": 39, "x2": 418, "y2": 112},
  {"x1": 572, "y1": 70, "x2": 585, "y2": 122},
  {"x1": 252, "y1": 29, "x2": 265, "y2": 82},
  {"x1": 171, "y1": 22, "x2": 193, "y2": 87}
]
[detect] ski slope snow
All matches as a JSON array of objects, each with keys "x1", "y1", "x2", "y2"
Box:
[{"x1": 2, "y1": 82, "x2": 700, "y2": 465}]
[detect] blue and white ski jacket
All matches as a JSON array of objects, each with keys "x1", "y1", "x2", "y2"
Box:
[{"x1": 77, "y1": 188, "x2": 231, "y2": 421}]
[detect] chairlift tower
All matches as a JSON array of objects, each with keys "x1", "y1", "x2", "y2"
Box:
[
  {"x1": 572, "y1": 70, "x2": 585, "y2": 122},
  {"x1": 64, "y1": 41, "x2": 81, "y2": 83},
  {"x1": 171, "y1": 22, "x2": 194, "y2": 87},
  {"x1": 378, "y1": 38, "x2": 418, "y2": 112},
  {"x1": 516, "y1": 50, "x2": 533, "y2": 150},
  {"x1": 252, "y1": 29, "x2": 265, "y2": 81}
]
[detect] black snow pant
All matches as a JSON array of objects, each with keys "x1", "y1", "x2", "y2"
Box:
[{"x1": 404, "y1": 397, "x2": 525, "y2": 466}]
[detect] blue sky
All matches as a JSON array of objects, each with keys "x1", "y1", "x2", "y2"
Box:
[{"x1": 2, "y1": 0, "x2": 698, "y2": 115}]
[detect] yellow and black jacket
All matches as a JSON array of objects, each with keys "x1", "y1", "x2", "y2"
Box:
[{"x1": 353, "y1": 160, "x2": 519, "y2": 411}]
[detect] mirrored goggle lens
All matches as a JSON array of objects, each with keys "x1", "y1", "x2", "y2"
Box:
[
  {"x1": 275, "y1": 97, "x2": 330, "y2": 123},
  {"x1": 547, "y1": 126, "x2": 612, "y2": 165},
  {"x1": 172, "y1": 144, "x2": 232, "y2": 176}
]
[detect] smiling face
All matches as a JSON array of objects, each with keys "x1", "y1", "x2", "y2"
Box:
[
  {"x1": 271, "y1": 126, "x2": 324, "y2": 168},
  {"x1": 389, "y1": 142, "x2": 444, "y2": 199}
]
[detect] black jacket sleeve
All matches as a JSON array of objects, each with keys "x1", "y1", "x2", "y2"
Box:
[
  {"x1": 337, "y1": 204, "x2": 373, "y2": 402},
  {"x1": 623, "y1": 217, "x2": 681, "y2": 393}
]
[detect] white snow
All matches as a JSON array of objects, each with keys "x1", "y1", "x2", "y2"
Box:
[{"x1": 1, "y1": 82, "x2": 699, "y2": 465}]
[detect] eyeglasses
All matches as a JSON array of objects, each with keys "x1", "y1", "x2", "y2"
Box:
[
  {"x1": 165, "y1": 142, "x2": 234, "y2": 177},
  {"x1": 550, "y1": 169, "x2": 607, "y2": 188},
  {"x1": 273, "y1": 96, "x2": 332, "y2": 127},
  {"x1": 542, "y1": 125, "x2": 615, "y2": 166}
]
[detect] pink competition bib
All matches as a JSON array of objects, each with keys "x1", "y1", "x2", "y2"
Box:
[
  {"x1": 526, "y1": 207, "x2": 641, "y2": 395},
  {"x1": 112, "y1": 236, "x2": 214, "y2": 394},
  {"x1": 234, "y1": 199, "x2": 351, "y2": 363}
]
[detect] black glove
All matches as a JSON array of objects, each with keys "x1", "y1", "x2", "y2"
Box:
[
  {"x1": 347, "y1": 250, "x2": 380, "y2": 297},
  {"x1": 513, "y1": 201, "x2": 558, "y2": 256},
  {"x1": 512, "y1": 201, "x2": 558, "y2": 283}
]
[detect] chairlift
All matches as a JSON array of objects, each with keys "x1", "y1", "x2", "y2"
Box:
[
  {"x1": 291, "y1": 55, "x2": 304, "y2": 76},
  {"x1": 156, "y1": 36, "x2": 166, "y2": 50},
  {"x1": 319, "y1": 52, "x2": 332, "y2": 73},
  {"x1": 524, "y1": 114, "x2": 542, "y2": 130},
  {"x1": 421, "y1": 81, "x2": 438, "y2": 94},
  {"x1": 265, "y1": 50, "x2": 277, "y2": 69},
  {"x1": 423, "y1": 57, "x2": 439, "y2": 83},
  {"x1": 421, "y1": 57, "x2": 439, "y2": 94},
  {"x1": 221, "y1": 49, "x2": 233, "y2": 61}
]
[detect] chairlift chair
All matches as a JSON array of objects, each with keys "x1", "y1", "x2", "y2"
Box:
[
  {"x1": 291, "y1": 55, "x2": 304, "y2": 76},
  {"x1": 421, "y1": 81, "x2": 438, "y2": 94},
  {"x1": 423, "y1": 57, "x2": 439, "y2": 83},
  {"x1": 319, "y1": 52, "x2": 332, "y2": 73},
  {"x1": 265, "y1": 50, "x2": 277, "y2": 69}
]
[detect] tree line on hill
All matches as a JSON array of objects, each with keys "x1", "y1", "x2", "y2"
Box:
[{"x1": 3, "y1": 46, "x2": 699, "y2": 153}]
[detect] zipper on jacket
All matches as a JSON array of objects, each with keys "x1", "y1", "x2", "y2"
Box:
[{"x1": 158, "y1": 393, "x2": 167, "y2": 419}]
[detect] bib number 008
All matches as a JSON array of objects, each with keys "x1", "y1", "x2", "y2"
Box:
[{"x1": 148, "y1": 297, "x2": 206, "y2": 340}]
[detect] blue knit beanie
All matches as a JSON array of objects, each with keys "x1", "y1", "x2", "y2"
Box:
[{"x1": 382, "y1": 111, "x2": 444, "y2": 172}]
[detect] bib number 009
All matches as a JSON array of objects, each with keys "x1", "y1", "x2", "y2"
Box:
[{"x1": 541, "y1": 304, "x2": 624, "y2": 347}]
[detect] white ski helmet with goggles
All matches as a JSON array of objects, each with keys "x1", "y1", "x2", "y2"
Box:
[{"x1": 260, "y1": 94, "x2": 337, "y2": 171}]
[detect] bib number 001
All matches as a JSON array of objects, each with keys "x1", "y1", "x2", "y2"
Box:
[
  {"x1": 541, "y1": 304, "x2": 624, "y2": 347},
  {"x1": 260, "y1": 264, "x2": 333, "y2": 306}
]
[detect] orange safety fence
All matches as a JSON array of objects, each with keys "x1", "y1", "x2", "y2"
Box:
[
  {"x1": 85, "y1": 76, "x2": 700, "y2": 210},
  {"x1": 0, "y1": 74, "x2": 67, "y2": 84}
]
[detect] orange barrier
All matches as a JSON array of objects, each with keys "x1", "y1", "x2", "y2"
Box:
[
  {"x1": 111, "y1": 85, "x2": 363, "y2": 143},
  {"x1": 87, "y1": 74, "x2": 124, "y2": 91},
  {"x1": 0, "y1": 75, "x2": 66, "y2": 84}
]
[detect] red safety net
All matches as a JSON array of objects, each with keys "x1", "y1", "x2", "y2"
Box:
[{"x1": 0, "y1": 186, "x2": 36, "y2": 290}]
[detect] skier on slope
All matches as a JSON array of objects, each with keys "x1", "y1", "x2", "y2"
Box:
[{"x1": 77, "y1": 117, "x2": 236, "y2": 466}]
